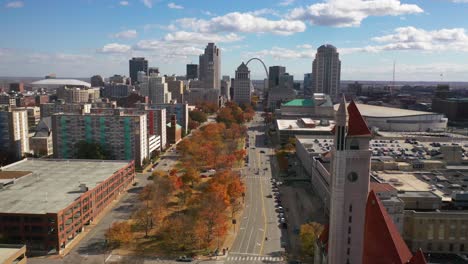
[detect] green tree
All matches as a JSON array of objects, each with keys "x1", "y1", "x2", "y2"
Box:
[
  {"x1": 299, "y1": 222, "x2": 323, "y2": 258},
  {"x1": 189, "y1": 109, "x2": 208, "y2": 123},
  {"x1": 75, "y1": 141, "x2": 110, "y2": 159}
]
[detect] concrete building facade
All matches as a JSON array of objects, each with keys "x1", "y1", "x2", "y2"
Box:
[
  {"x1": 233, "y1": 62, "x2": 251, "y2": 105},
  {"x1": 0, "y1": 106, "x2": 29, "y2": 159},
  {"x1": 199, "y1": 43, "x2": 221, "y2": 89},
  {"x1": 40, "y1": 102, "x2": 91, "y2": 118},
  {"x1": 52, "y1": 112, "x2": 148, "y2": 165},
  {"x1": 140, "y1": 74, "x2": 172, "y2": 104},
  {"x1": 56, "y1": 87, "x2": 100, "y2": 104},
  {"x1": 312, "y1": 44, "x2": 341, "y2": 100}
]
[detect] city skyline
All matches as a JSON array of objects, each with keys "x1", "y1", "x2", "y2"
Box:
[{"x1": 1, "y1": 0, "x2": 468, "y2": 81}]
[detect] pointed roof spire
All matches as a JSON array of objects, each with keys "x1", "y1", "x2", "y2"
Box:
[
  {"x1": 335, "y1": 94, "x2": 347, "y2": 126},
  {"x1": 347, "y1": 100, "x2": 371, "y2": 136}
]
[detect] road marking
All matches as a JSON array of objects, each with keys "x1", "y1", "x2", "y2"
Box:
[
  {"x1": 258, "y1": 171, "x2": 268, "y2": 255},
  {"x1": 104, "y1": 253, "x2": 112, "y2": 262}
]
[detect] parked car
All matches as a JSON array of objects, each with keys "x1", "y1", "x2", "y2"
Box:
[
  {"x1": 176, "y1": 256, "x2": 193, "y2": 262},
  {"x1": 266, "y1": 194, "x2": 273, "y2": 198}
]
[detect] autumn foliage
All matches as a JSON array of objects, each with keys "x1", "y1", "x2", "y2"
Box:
[
  {"x1": 105, "y1": 221, "x2": 133, "y2": 247},
  {"x1": 117, "y1": 102, "x2": 250, "y2": 255}
]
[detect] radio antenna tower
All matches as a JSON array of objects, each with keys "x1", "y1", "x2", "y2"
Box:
[{"x1": 391, "y1": 60, "x2": 396, "y2": 96}]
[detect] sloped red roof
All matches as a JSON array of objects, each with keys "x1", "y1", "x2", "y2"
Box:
[
  {"x1": 363, "y1": 191, "x2": 413, "y2": 264},
  {"x1": 347, "y1": 100, "x2": 371, "y2": 136},
  {"x1": 318, "y1": 224, "x2": 329, "y2": 253},
  {"x1": 370, "y1": 182, "x2": 397, "y2": 193},
  {"x1": 408, "y1": 249, "x2": 427, "y2": 264}
]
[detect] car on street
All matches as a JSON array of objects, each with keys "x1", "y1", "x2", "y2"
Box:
[
  {"x1": 276, "y1": 206, "x2": 284, "y2": 212},
  {"x1": 266, "y1": 194, "x2": 273, "y2": 198},
  {"x1": 176, "y1": 256, "x2": 193, "y2": 262},
  {"x1": 260, "y1": 150, "x2": 265, "y2": 153}
]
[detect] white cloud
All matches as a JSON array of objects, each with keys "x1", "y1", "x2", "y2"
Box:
[
  {"x1": 163, "y1": 31, "x2": 244, "y2": 44},
  {"x1": 368, "y1": 27, "x2": 468, "y2": 52},
  {"x1": 119, "y1": 1, "x2": 129, "y2": 6},
  {"x1": 176, "y1": 12, "x2": 306, "y2": 35},
  {"x1": 247, "y1": 8, "x2": 279, "y2": 16},
  {"x1": 279, "y1": 0, "x2": 295, "y2": 6},
  {"x1": 168, "y1": 2, "x2": 183, "y2": 9},
  {"x1": 5, "y1": 1, "x2": 24, "y2": 8},
  {"x1": 142, "y1": 0, "x2": 152, "y2": 8},
  {"x1": 112, "y1": 29, "x2": 138, "y2": 39},
  {"x1": 99, "y1": 43, "x2": 132, "y2": 53},
  {"x1": 296, "y1": 44, "x2": 313, "y2": 49},
  {"x1": 133, "y1": 40, "x2": 205, "y2": 59},
  {"x1": 287, "y1": 0, "x2": 423, "y2": 27},
  {"x1": 246, "y1": 46, "x2": 315, "y2": 60}
]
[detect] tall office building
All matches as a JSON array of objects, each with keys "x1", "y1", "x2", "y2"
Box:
[
  {"x1": 90, "y1": 75, "x2": 105, "y2": 87},
  {"x1": 233, "y1": 63, "x2": 251, "y2": 105},
  {"x1": 148, "y1": 67, "x2": 159, "y2": 76},
  {"x1": 199, "y1": 43, "x2": 221, "y2": 89},
  {"x1": 312, "y1": 44, "x2": 341, "y2": 100},
  {"x1": 166, "y1": 77, "x2": 184, "y2": 103},
  {"x1": 303, "y1": 73, "x2": 313, "y2": 96},
  {"x1": 268, "y1": 66, "x2": 286, "y2": 90},
  {"x1": 0, "y1": 106, "x2": 29, "y2": 159},
  {"x1": 186, "y1": 64, "x2": 198, "y2": 80},
  {"x1": 129, "y1": 57, "x2": 148, "y2": 85},
  {"x1": 140, "y1": 74, "x2": 172, "y2": 104},
  {"x1": 52, "y1": 111, "x2": 148, "y2": 165}
]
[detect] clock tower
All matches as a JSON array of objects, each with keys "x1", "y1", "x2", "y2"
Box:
[{"x1": 328, "y1": 97, "x2": 372, "y2": 264}]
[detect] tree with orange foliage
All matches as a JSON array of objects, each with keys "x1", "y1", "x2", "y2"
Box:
[
  {"x1": 181, "y1": 167, "x2": 201, "y2": 187},
  {"x1": 105, "y1": 221, "x2": 132, "y2": 247}
]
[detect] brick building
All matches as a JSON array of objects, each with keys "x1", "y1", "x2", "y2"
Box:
[{"x1": 0, "y1": 159, "x2": 135, "y2": 255}]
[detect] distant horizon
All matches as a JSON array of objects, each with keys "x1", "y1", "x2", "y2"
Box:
[{"x1": 2, "y1": 76, "x2": 468, "y2": 85}]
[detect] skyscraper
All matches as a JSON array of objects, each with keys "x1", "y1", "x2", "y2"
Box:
[
  {"x1": 199, "y1": 43, "x2": 221, "y2": 89},
  {"x1": 233, "y1": 63, "x2": 251, "y2": 105},
  {"x1": 303, "y1": 73, "x2": 312, "y2": 96},
  {"x1": 129, "y1": 57, "x2": 148, "y2": 85},
  {"x1": 268, "y1": 66, "x2": 286, "y2": 90},
  {"x1": 312, "y1": 44, "x2": 341, "y2": 100},
  {"x1": 90, "y1": 75, "x2": 104, "y2": 87},
  {"x1": 186, "y1": 64, "x2": 198, "y2": 80}
]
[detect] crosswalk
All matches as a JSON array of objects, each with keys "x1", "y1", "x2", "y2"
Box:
[{"x1": 225, "y1": 255, "x2": 284, "y2": 262}]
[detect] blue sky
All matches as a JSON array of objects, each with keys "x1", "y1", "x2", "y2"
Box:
[{"x1": 1, "y1": 0, "x2": 468, "y2": 81}]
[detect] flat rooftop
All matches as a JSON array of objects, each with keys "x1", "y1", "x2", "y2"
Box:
[
  {"x1": 276, "y1": 119, "x2": 335, "y2": 131},
  {"x1": 0, "y1": 159, "x2": 131, "y2": 214},
  {"x1": 375, "y1": 171, "x2": 449, "y2": 201},
  {"x1": 333, "y1": 103, "x2": 440, "y2": 118}
]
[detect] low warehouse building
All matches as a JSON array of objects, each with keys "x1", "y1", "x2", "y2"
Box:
[{"x1": 0, "y1": 159, "x2": 135, "y2": 255}]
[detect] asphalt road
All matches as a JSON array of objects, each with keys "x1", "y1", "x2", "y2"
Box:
[{"x1": 226, "y1": 112, "x2": 286, "y2": 264}]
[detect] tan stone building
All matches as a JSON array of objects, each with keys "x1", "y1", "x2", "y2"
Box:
[{"x1": 404, "y1": 210, "x2": 468, "y2": 254}]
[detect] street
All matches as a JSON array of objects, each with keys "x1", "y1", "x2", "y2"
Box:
[{"x1": 226, "y1": 112, "x2": 286, "y2": 263}]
